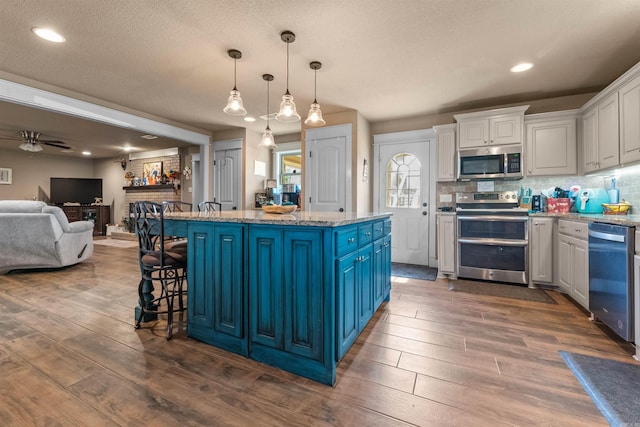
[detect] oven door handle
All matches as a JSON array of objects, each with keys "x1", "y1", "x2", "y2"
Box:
[
  {"x1": 457, "y1": 215, "x2": 529, "y2": 222},
  {"x1": 458, "y1": 238, "x2": 528, "y2": 246}
]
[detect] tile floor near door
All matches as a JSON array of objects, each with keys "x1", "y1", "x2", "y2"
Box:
[{"x1": 0, "y1": 243, "x2": 633, "y2": 426}]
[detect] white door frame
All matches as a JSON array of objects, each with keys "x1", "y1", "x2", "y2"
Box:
[{"x1": 373, "y1": 129, "x2": 437, "y2": 267}]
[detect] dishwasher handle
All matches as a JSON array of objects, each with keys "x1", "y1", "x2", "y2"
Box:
[{"x1": 589, "y1": 229, "x2": 625, "y2": 243}]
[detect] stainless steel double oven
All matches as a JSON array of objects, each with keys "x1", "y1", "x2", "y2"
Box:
[{"x1": 456, "y1": 192, "x2": 529, "y2": 285}]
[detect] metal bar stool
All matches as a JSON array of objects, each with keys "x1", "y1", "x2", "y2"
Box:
[
  {"x1": 133, "y1": 201, "x2": 187, "y2": 339},
  {"x1": 162, "y1": 201, "x2": 193, "y2": 213},
  {"x1": 197, "y1": 201, "x2": 222, "y2": 212}
]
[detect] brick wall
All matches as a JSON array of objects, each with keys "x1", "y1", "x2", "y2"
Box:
[{"x1": 121, "y1": 154, "x2": 183, "y2": 222}]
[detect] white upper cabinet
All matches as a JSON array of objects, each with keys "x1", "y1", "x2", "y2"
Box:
[
  {"x1": 580, "y1": 92, "x2": 619, "y2": 173},
  {"x1": 620, "y1": 72, "x2": 640, "y2": 164},
  {"x1": 434, "y1": 124, "x2": 456, "y2": 181},
  {"x1": 455, "y1": 105, "x2": 529, "y2": 149},
  {"x1": 578, "y1": 60, "x2": 640, "y2": 172},
  {"x1": 597, "y1": 92, "x2": 620, "y2": 170},
  {"x1": 525, "y1": 110, "x2": 577, "y2": 176}
]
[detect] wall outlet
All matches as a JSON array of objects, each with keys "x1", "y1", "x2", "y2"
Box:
[{"x1": 440, "y1": 193, "x2": 452, "y2": 203}]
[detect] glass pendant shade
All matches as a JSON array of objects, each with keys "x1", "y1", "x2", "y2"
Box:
[
  {"x1": 304, "y1": 102, "x2": 326, "y2": 126},
  {"x1": 223, "y1": 49, "x2": 247, "y2": 116},
  {"x1": 304, "y1": 61, "x2": 325, "y2": 126},
  {"x1": 259, "y1": 126, "x2": 277, "y2": 149},
  {"x1": 223, "y1": 89, "x2": 247, "y2": 116},
  {"x1": 276, "y1": 92, "x2": 301, "y2": 122}
]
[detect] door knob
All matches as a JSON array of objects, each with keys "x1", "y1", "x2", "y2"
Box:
[{"x1": 339, "y1": 208, "x2": 344, "y2": 212}]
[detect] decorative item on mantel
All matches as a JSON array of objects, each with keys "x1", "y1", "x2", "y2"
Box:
[{"x1": 124, "y1": 171, "x2": 136, "y2": 186}]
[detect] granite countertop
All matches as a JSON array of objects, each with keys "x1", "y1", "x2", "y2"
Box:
[
  {"x1": 165, "y1": 210, "x2": 392, "y2": 227},
  {"x1": 529, "y1": 212, "x2": 640, "y2": 227}
]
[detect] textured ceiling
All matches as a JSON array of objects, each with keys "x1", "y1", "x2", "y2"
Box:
[{"x1": 1, "y1": 0, "x2": 640, "y2": 158}]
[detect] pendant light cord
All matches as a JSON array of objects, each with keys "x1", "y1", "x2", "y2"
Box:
[
  {"x1": 233, "y1": 58, "x2": 237, "y2": 91},
  {"x1": 314, "y1": 68, "x2": 318, "y2": 103},
  {"x1": 286, "y1": 42, "x2": 290, "y2": 94},
  {"x1": 266, "y1": 78, "x2": 270, "y2": 129}
]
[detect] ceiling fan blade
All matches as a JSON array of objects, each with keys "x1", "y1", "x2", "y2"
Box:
[
  {"x1": 39, "y1": 139, "x2": 67, "y2": 145},
  {"x1": 42, "y1": 141, "x2": 71, "y2": 149}
]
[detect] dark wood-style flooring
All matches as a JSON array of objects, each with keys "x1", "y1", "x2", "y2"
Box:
[{"x1": 0, "y1": 242, "x2": 636, "y2": 426}]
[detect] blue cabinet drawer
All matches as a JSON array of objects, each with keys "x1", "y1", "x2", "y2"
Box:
[
  {"x1": 372, "y1": 221, "x2": 385, "y2": 241},
  {"x1": 384, "y1": 219, "x2": 391, "y2": 236},
  {"x1": 358, "y1": 224, "x2": 373, "y2": 246},
  {"x1": 335, "y1": 227, "x2": 358, "y2": 257}
]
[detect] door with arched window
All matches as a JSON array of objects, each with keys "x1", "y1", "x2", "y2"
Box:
[{"x1": 375, "y1": 135, "x2": 431, "y2": 265}]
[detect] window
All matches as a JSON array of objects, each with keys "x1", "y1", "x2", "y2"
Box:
[
  {"x1": 385, "y1": 153, "x2": 421, "y2": 208},
  {"x1": 278, "y1": 151, "x2": 301, "y2": 187}
]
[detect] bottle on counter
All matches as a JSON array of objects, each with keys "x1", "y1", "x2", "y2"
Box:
[{"x1": 608, "y1": 178, "x2": 620, "y2": 204}]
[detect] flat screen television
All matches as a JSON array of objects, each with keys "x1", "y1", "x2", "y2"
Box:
[{"x1": 50, "y1": 178, "x2": 103, "y2": 205}]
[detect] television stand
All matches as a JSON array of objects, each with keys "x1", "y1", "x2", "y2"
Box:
[{"x1": 61, "y1": 205, "x2": 111, "y2": 236}]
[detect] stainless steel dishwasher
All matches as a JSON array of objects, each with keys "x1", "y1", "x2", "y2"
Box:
[{"x1": 588, "y1": 222, "x2": 635, "y2": 341}]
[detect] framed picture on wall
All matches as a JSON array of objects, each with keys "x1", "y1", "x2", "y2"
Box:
[
  {"x1": 0, "y1": 168, "x2": 12, "y2": 185},
  {"x1": 143, "y1": 161, "x2": 162, "y2": 185}
]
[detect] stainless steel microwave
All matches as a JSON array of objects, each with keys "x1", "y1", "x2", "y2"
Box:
[{"x1": 457, "y1": 145, "x2": 523, "y2": 180}]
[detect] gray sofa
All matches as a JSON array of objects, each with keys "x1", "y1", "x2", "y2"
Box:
[{"x1": 0, "y1": 200, "x2": 94, "y2": 274}]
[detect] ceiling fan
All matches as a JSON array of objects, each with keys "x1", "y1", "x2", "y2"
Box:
[{"x1": 0, "y1": 130, "x2": 71, "y2": 152}]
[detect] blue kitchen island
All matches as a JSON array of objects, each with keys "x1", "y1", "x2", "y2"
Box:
[{"x1": 164, "y1": 210, "x2": 392, "y2": 385}]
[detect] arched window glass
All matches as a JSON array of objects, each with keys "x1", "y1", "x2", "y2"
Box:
[{"x1": 385, "y1": 153, "x2": 421, "y2": 208}]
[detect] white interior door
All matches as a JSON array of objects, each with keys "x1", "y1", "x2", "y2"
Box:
[
  {"x1": 377, "y1": 139, "x2": 431, "y2": 265},
  {"x1": 213, "y1": 144, "x2": 242, "y2": 211},
  {"x1": 305, "y1": 124, "x2": 352, "y2": 212}
]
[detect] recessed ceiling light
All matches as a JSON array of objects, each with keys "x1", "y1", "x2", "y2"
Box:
[
  {"x1": 510, "y1": 62, "x2": 534, "y2": 73},
  {"x1": 141, "y1": 134, "x2": 158, "y2": 140},
  {"x1": 244, "y1": 116, "x2": 256, "y2": 122},
  {"x1": 32, "y1": 27, "x2": 66, "y2": 43},
  {"x1": 82, "y1": 151, "x2": 91, "y2": 156}
]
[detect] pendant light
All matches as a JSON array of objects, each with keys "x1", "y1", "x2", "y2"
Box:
[
  {"x1": 223, "y1": 49, "x2": 247, "y2": 116},
  {"x1": 304, "y1": 61, "x2": 326, "y2": 127},
  {"x1": 275, "y1": 31, "x2": 301, "y2": 122},
  {"x1": 258, "y1": 74, "x2": 277, "y2": 149}
]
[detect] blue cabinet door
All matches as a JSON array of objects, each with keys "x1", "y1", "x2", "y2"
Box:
[
  {"x1": 283, "y1": 229, "x2": 324, "y2": 361},
  {"x1": 358, "y1": 244, "x2": 374, "y2": 331},
  {"x1": 249, "y1": 227, "x2": 324, "y2": 362},
  {"x1": 373, "y1": 239, "x2": 385, "y2": 308},
  {"x1": 249, "y1": 227, "x2": 284, "y2": 349},
  {"x1": 337, "y1": 251, "x2": 358, "y2": 360},
  {"x1": 382, "y1": 234, "x2": 392, "y2": 299},
  {"x1": 187, "y1": 222, "x2": 247, "y2": 355}
]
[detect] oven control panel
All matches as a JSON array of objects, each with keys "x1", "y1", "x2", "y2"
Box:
[{"x1": 456, "y1": 191, "x2": 519, "y2": 204}]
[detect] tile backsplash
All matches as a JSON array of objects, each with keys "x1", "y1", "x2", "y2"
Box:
[{"x1": 437, "y1": 171, "x2": 640, "y2": 214}]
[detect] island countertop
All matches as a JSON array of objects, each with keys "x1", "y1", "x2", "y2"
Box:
[{"x1": 164, "y1": 210, "x2": 392, "y2": 227}]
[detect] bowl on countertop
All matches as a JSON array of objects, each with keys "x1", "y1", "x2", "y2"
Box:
[{"x1": 261, "y1": 204, "x2": 297, "y2": 214}]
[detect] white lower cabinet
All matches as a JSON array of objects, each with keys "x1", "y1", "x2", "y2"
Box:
[
  {"x1": 437, "y1": 213, "x2": 456, "y2": 276},
  {"x1": 529, "y1": 217, "x2": 554, "y2": 284},
  {"x1": 556, "y1": 220, "x2": 589, "y2": 310}
]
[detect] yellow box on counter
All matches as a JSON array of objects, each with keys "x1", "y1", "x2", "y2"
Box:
[
  {"x1": 547, "y1": 198, "x2": 570, "y2": 213},
  {"x1": 602, "y1": 202, "x2": 631, "y2": 215}
]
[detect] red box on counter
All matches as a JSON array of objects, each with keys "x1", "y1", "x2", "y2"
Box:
[{"x1": 546, "y1": 198, "x2": 570, "y2": 213}]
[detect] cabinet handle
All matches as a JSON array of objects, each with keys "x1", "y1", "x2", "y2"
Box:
[
  {"x1": 575, "y1": 229, "x2": 581, "y2": 233},
  {"x1": 377, "y1": 228, "x2": 383, "y2": 233},
  {"x1": 484, "y1": 140, "x2": 488, "y2": 144},
  {"x1": 365, "y1": 232, "x2": 371, "y2": 237},
  {"x1": 348, "y1": 237, "x2": 355, "y2": 243}
]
